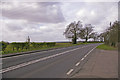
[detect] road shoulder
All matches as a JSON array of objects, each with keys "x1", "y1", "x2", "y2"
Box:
[{"x1": 73, "y1": 49, "x2": 118, "y2": 78}]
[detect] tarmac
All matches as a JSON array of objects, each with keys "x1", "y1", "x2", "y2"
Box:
[{"x1": 73, "y1": 49, "x2": 118, "y2": 78}]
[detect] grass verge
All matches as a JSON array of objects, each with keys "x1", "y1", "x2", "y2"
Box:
[
  {"x1": 3, "y1": 42, "x2": 87, "y2": 55},
  {"x1": 97, "y1": 44, "x2": 117, "y2": 50}
]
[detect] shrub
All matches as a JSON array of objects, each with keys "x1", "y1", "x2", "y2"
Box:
[
  {"x1": 31, "y1": 42, "x2": 46, "y2": 48},
  {"x1": 0, "y1": 41, "x2": 9, "y2": 51},
  {"x1": 11, "y1": 42, "x2": 29, "y2": 51},
  {"x1": 46, "y1": 42, "x2": 56, "y2": 47}
]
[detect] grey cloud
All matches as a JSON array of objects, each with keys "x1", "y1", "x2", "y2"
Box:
[
  {"x1": 6, "y1": 23, "x2": 24, "y2": 31},
  {"x1": 62, "y1": 2, "x2": 117, "y2": 32},
  {"x1": 1, "y1": 2, "x2": 117, "y2": 42},
  {"x1": 80, "y1": 3, "x2": 116, "y2": 25},
  {"x1": 2, "y1": 2, "x2": 65, "y2": 23}
]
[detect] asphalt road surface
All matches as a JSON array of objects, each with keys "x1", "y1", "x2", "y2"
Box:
[{"x1": 2, "y1": 43, "x2": 100, "y2": 78}]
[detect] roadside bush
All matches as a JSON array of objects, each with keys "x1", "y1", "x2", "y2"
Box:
[
  {"x1": 0, "y1": 41, "x2": 9, "y2": 51},
  {"x1": 31, "y1": 42, "x2": 46, "y2": 48},
  {"x1": 46, "y1": 42, "x2": 56, "y2": 47},
  {"x1": 5, "y1": 44, "x2": 13, "y2": 52},
  {"x1": 103, "y1": 21, "x2": 119, "y2": 47},
  {"x1": 11, "y1": 42, "x2": 29, "y2": 51},
  {"x1": 31, "y1": 42, "x2": 56, "y2": 48},
  {"x1": 24, "y1": 42, "x2": 30, "y2": 50},
  {"x1": 0, "y1": 42, "x2": 1, "y2": 51},
  {"x1": 3, "y1": 42, "x2": 56, "y2": 54}
]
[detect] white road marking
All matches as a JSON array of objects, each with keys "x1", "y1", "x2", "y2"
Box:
[
  {"x1": 74, "y1": 45, "x2": 98, "y2": 69},
  {"x1": 81, "y1": 57, "x2": 84, "y2": 61},
  {"x1": 66, "y1": 69, "x2": 74, "y2": 75},
  {"x1": 87, "y1": 46, "x2": 97, "y2": 55},
  {"x1": 81, "y1": 45, "x2": 97, "y2": 61},
  {"x1": 1, "y1": 46, "x2": 90, "y2": 73},
  {"x1": 84, "y1": 54, "x2": 87, "y2": 58},
  {"x1": 75, "y1": 62, "x2": 80, "y2": 66},
  {"x1": 2, "y1": 48, "x2": 65, "y2": 60},
  {"x1": 2, "y1": 45, "x2": 89, "y2": 60},
  {"x1": 66, "y1": 45, "x2": 99, "y2": 76}
]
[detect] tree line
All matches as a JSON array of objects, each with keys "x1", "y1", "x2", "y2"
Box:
[
  {"x1": 99, "y1": 21, "x2": 120, "y2": 47},
  {"x1": 0, "y1": 20, "x2": 119, "y2": 53},
  {"x1": 63, "y1": 21, "x2": 99, "y2": 44},
  {"x1": 64, "y1": 20, "x2": 119, "y2": 47}
]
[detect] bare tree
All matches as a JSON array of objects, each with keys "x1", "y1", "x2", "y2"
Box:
[
  {"x1": 79, "y1": 24, "x2": 93, "y2": 42},
  {"x1": 64, "y1": 21, "x2": 83, "y2": 44},
  {"x1": 89, "y1": 32, "x2": 98, "y2": 41},
  {"x1": 98, "y1": 33, "x2": 105, "y2": 42}
]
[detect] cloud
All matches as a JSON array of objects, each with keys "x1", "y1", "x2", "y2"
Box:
[
  {"x1": 1, "y1": 0, "x2": 119, "y2": 2},
  {"x1": 2, "y1": 2, "x2": 65, "y2": 23},
  {"x1": 2, "y1": 18, "x2": 67, "y2": 42},
  {"x1": 1, "y1": 2, "x2": 118, "y2": 42},
  {"x1": 62, "y1": 2, "x2": 117, "y2": 32}
]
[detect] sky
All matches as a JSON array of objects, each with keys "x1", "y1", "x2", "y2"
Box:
[{"x1": 0, "y1": 0, "x2": 119, "y2": 42}]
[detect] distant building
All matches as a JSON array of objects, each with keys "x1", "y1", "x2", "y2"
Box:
[{"x1": 27, "y1": 36, "x2": 30, "y2": 43}]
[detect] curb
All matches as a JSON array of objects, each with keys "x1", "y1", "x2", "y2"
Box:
[
  {"x1": 1, "y1": 47, "x2": 61, "y2": 58},
  {"x1": 2, "y1": 44, "x2": 85, "y2": 58}
]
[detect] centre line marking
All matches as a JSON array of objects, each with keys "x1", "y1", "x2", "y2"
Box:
[
  {"x1": 66, "y1": 69, "x2": 74, "y2": 75},
  {"x1": 81, "y1": 57, "x2": 84, "y2": 61},
  {"x1": 74, "y1": 45, "x2": 98, "y2": 68},
  {"x1": 75, "y1": 62, "x2": 80, "y2": 66},
  {"x1": 84, "y1": 55, "x2": 87, "y2": 58}
]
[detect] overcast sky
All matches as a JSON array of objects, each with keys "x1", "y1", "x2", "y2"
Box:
[{"x1": 0, "y1": 0, "x2": 118, "y2": 42}]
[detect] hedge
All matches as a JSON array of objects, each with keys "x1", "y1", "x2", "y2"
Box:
[
  {"x1": 46, "y1": 42, "x2": 56, "y2": 47},
  {"x1": 0, "y1": 41, "x2": 9, "y2": 51},
  {"x1": 11, "y1": 42, "x2": 29, "y2": 51},
  {"x1": 10, "y1": 42, "x2": 56, "y2": 51},
  {"x1": 31, "y1": 42, "x2": 46, "y2": 48}
]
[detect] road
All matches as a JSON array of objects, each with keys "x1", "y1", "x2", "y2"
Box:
[{"x1": 2, "y1": 43, "x2": 100, "y2": 78}]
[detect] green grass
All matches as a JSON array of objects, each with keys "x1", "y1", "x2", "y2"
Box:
[
  {"x1": 97, "y1": 44, "x2": 117, "y2": 50},
  {"x1": 2, "y1": 42, "x2": 99, "y2": 55},
  {"x1": 2, "y1": 42, "x2": 86, "y2": 55}
]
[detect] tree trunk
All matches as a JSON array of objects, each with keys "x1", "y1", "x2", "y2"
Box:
[
  {"x1": 85, "y1": 37, "x2": 88, "y2": 42},
  {"x1": 13, "y1": 47, "x2": 14, "y2": 51},
  {"x1": 72, "y1": 38, "x2": 77, "y2": 44},
  {"x1": 72, "y1": 31, "x2": 77, "y2": 44},
  {"x1": 73, "y1": 32, "x2": 77, "y2": 44},
  {"x1": 74, "y1": 37, "x2": 77, "y2": 44}
]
